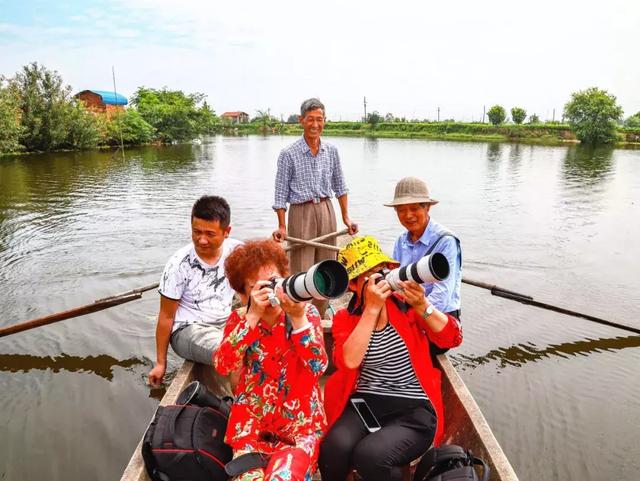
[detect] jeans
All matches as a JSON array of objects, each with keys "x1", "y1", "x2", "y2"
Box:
[
  {"x1": 170, "y1": 323, "x2": 223, "y2": 365},
  {"x1": 319, "y1": 393, "x2": 436, "y2": 481}
]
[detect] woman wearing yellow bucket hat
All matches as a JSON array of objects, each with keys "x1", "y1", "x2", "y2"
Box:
[{"x1": 319, "y1": 236, "x2": 463, "y2": 481}]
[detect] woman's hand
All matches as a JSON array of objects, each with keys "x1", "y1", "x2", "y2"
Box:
[
  {"x1": 397, "y1": 280, "x2": 427, "y2": 312},
  {"x1": 246, "y1": 280, "x2": 275, "y2": 326},
  {"x1": 276, "y1": 286, "x2": 308, "y2": 329},
  {"x1": 362, "y1": 273, "x2": 392, "y2": 314}
]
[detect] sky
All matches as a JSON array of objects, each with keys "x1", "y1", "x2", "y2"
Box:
[{"x1": 1, "y1": 0, "x2": 638, "y2": 122}]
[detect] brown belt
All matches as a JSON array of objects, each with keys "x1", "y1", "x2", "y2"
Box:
[{"x1": 299, "y1": 197, "x2": 329, "y2": 205}]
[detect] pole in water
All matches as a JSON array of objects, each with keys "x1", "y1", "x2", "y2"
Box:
[{"x1": 112, "y1": 65, "x2": 125, "y2": 160}]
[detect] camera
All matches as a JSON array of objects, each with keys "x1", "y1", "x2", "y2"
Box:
[
  {"x1": 267, "y1": 259, "x2": 349, "y2": 305},
  {"x1": 375, "y1": 252, "x2": 450, "y2": 291}
]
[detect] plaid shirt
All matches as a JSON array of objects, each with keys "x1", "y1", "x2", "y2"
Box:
[{"x1": 273, "y1": 137, "x2": 349, "y2": 210}]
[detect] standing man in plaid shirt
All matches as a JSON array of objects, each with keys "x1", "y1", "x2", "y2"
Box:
[{"x1": 272, "y1": 98, "x2": 358, "y2": 315}]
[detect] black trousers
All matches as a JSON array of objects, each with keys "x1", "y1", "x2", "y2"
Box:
[{"x1": 319, "y1": 393, "x2": 436, "y2": 481}]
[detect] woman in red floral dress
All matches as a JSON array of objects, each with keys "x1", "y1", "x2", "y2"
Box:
[{"x1": 214, "y1": 239, "x2": 328, "y2": 481}]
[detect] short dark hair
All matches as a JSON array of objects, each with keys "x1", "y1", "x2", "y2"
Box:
[
  {"x1": 191, "y1": 195, "x2": 231, "y2": 228},
  {"x1": 300, "y1": 98, "x2": 325, "y2": 117}
]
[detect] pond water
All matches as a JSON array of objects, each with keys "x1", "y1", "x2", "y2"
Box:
[{"x1": 1, "y1": 136, "x2": 639, "y2": 480}]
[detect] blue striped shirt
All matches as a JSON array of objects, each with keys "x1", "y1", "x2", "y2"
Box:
[
  {"x1": 392, "y1": 219, "x2": 462, "y2": 313},
  {"x1": 272, "y1": 137, "x2": 349, "y2": 210}
]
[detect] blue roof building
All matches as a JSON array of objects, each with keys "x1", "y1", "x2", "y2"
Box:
[{"x1": 75, "y1": 90, "x2": 128, "y2": 112}]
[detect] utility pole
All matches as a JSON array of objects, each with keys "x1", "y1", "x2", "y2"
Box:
[
  {"x1": 112, "y1": 65, "x2": 125, "y2": 159},
  {"x1": 552, "y1": 108, "x2": 555, "y2": 122},
  {"x1": 363, "y1": 96, "x2": 367, "y2": 122},
  {"x1": 437, "y1": 107, "x2": 440, "y2": 122},
  {"x1": 482, "y1": 105, "x2": 486, "y2": 124}
]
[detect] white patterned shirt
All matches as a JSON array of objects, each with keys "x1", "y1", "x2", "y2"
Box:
[
  {"x1": 158, "y1": 239, "x2": 242, "y2": 333},
  {"x1": 272, "y1": 137, "x2": 349, "y2": 210}
]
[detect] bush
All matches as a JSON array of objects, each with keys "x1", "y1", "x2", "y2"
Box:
[
  {"x1": 564, "y1": 87, "x2": 623, "y2": 144},
  {"x1": 528, "y1": 114, "x2": 540, "y2": 124},
  {"x1": 487, "y1": 105, "x2": 506, "y2": 125},
  {"x1": 511, "y1": 107, "x2": 527, "y2": 124},
  {"x1": 106, "y1": 109, "x2": 156, "y2": 145}
]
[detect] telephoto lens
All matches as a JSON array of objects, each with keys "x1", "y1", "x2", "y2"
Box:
[
  {"x1": 271, "y1": 260, "x2": 349, "y2": 302},
  {"x1": 384, "y1": 252, "x2": 450, "y2": 291}
]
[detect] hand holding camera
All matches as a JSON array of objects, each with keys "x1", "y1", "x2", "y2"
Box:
[
  {"x1": 274, "y1": 285, "x2": 307, "y2": 323},
  {"x1": 396, "y1": 280, "x2": 427, "y2": 311},
  {"x1": 246, "y1": 280, "x2": 275, "y2": 323},
  {"x1": 363, "y1": 273, "x2": 392, "y2": 314}
]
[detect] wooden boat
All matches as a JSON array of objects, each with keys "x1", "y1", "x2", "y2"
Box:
[{"x1": 120, "y1": 324, "x2": 519, "y2": 481}]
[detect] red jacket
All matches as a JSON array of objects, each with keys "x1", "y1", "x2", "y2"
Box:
[{"x1": 323, "y1": 294, "x2": 462, "y2": 446}]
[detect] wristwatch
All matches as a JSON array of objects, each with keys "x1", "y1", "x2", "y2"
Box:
[{"x1": 422, "y1": 304, "x2": 435, "y2": 319}]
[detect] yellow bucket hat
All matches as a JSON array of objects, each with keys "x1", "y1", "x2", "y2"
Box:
[{"x1": 338, "y1": 236, "x2": 399, "y2": 280}]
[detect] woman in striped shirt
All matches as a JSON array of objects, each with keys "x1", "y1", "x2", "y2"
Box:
[{"x1": 319, "y1": 236, "x2": 462, "y2": 481}]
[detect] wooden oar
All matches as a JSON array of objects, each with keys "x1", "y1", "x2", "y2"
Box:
[
  {"x1": 463, "y1": 278, "x2": 640, "y2": 336},
  {"x1": 284, "y1": 228, "x2": 348, "y2": 252},
  {"x1": 284, "y1": 236, "x2": 640, "y2": 336},
  {"x1": 0, "y1": 230, "x2": 350, "y2": 339},
  {"x1": 0, "y1": 293, "x2": 142, "y2": 338}
]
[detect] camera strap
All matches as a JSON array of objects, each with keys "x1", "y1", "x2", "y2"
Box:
[{"x1": 425, "y1": 232, "x2": 462, "y2": 267}]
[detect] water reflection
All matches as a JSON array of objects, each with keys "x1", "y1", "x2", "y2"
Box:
[
  {"x1": 363, "y1": 137, "x2": 379, "y2": 157},
  {"x1": 486, "y1": 142, "x2": 502, "y2": 163},
  {"x1": 0, "y1": 353, "x2": 146, "y2": 381},
  {"x1": 562, "y1": 144, "x2": 615, "y2": 185},
  {"x1": 452, "y1": 334, "x2": 640, "y2": 371}
]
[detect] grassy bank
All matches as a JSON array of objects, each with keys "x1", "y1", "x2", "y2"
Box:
[{"x1": 229, "y1": 121, "x2": 640, "y2": 147}]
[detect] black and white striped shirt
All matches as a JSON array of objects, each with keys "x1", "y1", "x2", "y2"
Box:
[{"x1": 356, "y1": 323, "x2": 428, "y2": 400}]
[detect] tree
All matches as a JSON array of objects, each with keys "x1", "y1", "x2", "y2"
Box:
[
  {"x1": 564, "y1": 87, "x2": 623, "y2": 144},
  {"x1": 66, "y1": 100, "x2": 100, "y2": 149},
  {"x1": 195, "y1": 101, "x2": 220, "y2": 134},
  {"x1": 528, "y1": 113, "x2": 540, "y2": 124},
  {"x1": 286, "y1": 114, "x2": 299, "y2": 123},
  {"x1": 511, "y1": 107, "x2": 527, "y2": 125},
  {"x1": 0, "y1": 77, "x2": 24, "y2": 153},
  {"x1": 384, "y1": 113, "x2": 395, "y2": 122},
  {"x1": 254, "y1": 109, "x2": 276, "y2": 133},
  {"x1": 624, "y1": 112, "x2": 640, "y2": 129},
  {"x1": 131, "y1": 87, "x2": 210, "y2": 142},
  {"x1": 12, "y1": 62, "x2": 73, "y2": 151},
  {"x1": 487, "y1": 105, "x2": 506, "y2": 125},
  {"x1": 366, "y1": 111, "x2": 382, "y2": 127}
]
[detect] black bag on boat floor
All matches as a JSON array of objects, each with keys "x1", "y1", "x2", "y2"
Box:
[
  {"x1": 413, "y1": 444, "x2": 490, "y2": 481},
  {"x1": 142, "y1": 382, "x2": 233, "y2": 481}
]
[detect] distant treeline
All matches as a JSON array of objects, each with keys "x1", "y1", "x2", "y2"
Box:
[
  {"x1": 3, "y1": 63, "x2": 640, "y2": 155},
  {"x1": 0, "y1": 62, "x2": 221, "y2": 155},
  {"x1": 232, "y1": 120, "x2": 640, "y2": 145}
]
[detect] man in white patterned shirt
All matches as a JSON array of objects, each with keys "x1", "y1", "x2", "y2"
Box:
[
  {"x1": 272, "y1": 98, "x2": 358, "y2": 314},
  {"x1": 148, "y1": 196, "x2": 241, "y2": 387}
]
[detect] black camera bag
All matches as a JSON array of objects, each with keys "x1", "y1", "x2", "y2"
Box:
[
  {"x1": 413, "y1": 444, "x2": 489, "y2": 481},
  {"x1": 141, "y1": 382, "x2": 233, "y2": 481}
]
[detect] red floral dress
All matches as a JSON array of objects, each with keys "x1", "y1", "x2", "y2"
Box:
[{"x1": 213, "y1": 305, "x2": 328, "y2": 466}]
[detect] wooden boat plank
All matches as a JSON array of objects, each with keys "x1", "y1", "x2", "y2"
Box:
[{"x1": 437, "y1": 354, "x2": 518, "y2": 481}]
